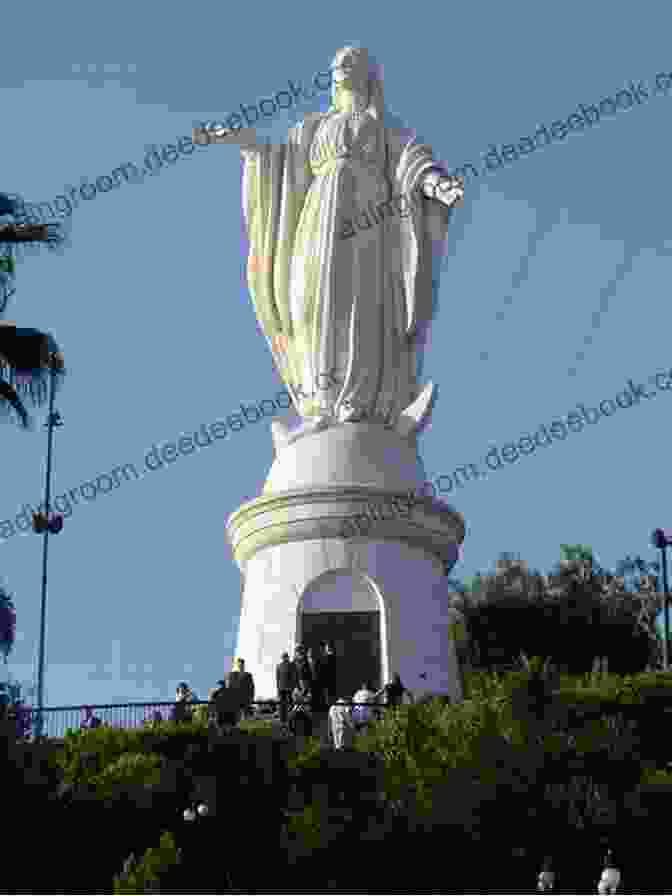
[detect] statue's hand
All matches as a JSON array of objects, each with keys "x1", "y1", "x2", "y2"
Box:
[
  {"x1": 192, "y1": 124, "x2": 259, "y2": 149},
  {"x1": 439, "y1": 185, "x2": 465, "y2": 208},
  {"x1": 422, "y1": 172, "x2": 465, "y2": 208},
  {"x1": 434, "y1": 175, "x2": 465, "y2": 208}
]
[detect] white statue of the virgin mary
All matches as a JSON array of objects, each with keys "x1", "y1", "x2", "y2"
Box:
[{"x1": 195, "y1": 46, "x2": 464, "y2": 442}]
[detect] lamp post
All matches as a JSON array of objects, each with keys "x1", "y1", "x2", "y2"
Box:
[
  {"x1": 182, "y1": 801, "x2": 233, "y2": 890},
  {"x1": 536, "y1": 855, "x2": 555, "y2": 892},
  {"x1": 33, "y1": 362, "x2": 64, "y2": 739},
  {"x1": 597, "y1": 848, "x2": 621, "y2": 894},
  {"x1": 651, "y1": 529, "x2": 672, "y2": 671}
]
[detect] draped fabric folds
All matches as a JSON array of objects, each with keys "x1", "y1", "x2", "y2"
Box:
[
  {"x1": 240, "y1": 106, "x2": 452, "y2": 425},
  {"x1": 242, "y1": 118, "x2": 318, "y2": 405}
]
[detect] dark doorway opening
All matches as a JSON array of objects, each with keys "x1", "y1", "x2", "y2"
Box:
[{"x1": 299, "y1": 611, "x2": 382, "y2": 699}]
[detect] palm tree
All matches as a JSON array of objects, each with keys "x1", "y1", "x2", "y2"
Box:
[{"x1": 0, "y1": 192, "x2": 67, "y2": 428}]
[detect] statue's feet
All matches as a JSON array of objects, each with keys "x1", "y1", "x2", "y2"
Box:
[{"x1": 271, "y1": 413, "x2": 333, "y2": 452}]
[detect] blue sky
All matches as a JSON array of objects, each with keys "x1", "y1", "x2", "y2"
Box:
[{"x1": 2, "y1": 2, "x2": 671, "y2": 709}]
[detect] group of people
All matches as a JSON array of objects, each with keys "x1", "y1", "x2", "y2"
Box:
[
  {"x1": 162, "y1": 647, "x2": 415, "y2": 748},
  {"x1": 276, "y1": 642, "x2": 337, "y2": 726},
  {"x1": 207, "y1": 659, "x2": 256, "y2": 731},
  {"x1": 276, "y1": 642, "x2": 415, "y2": 748},
  {"x1": 327, "y1": 675, "x2": 415, "y2": 748},
  {"x1": 167, "y1": 659, "x2": 257, "y2": 733}
]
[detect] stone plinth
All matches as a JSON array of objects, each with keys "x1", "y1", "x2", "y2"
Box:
[{"x1": 226, "y1": 422, "x2": 466, "y2": 702}]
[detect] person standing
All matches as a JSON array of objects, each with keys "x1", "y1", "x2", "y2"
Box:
[
  {"x1": 276, "y1": 652, "x2": 298, "y2": 725},
  {"x1": 170, "y1": 683, "x2": 193, "y2": 723},
  {"x1": 317, "y1": 642, "x2": 337, "y2": 708},
  {"x1": 375, "y1": 674, "x2": 413, "y2": 710},
  {"x1": 227, "y1": 658, "x2": 255, "y2": 720},
  {"x1": 328, "y1": 697, "x2": 355, "y2": 750},
  {"x1": 212, "y1": 679, "x2": 240, "y2": 734},
  {"x1": 80, "y1": 706, "x2": 103, "y2": 730},
  {"x1": 351, "y1": 681, "x2": 377, "y2": 734},
  {"x1": 288, "y1": 680, "x2": 313, "y2": 738},
  {"x1": 294, "y1": 646, "x2": 312, "y2": 690},
  {"x1": 306, "y1": 647, "x2": 327, "y2": 713}
]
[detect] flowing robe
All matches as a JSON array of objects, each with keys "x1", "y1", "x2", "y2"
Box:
[{"x1": 241, "y1": 108, "x2": 452, "y2": 426}]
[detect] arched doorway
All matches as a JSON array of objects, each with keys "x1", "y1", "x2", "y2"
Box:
[{"x1": 297, "y1": 571, "x2": 387, "y2": 699}]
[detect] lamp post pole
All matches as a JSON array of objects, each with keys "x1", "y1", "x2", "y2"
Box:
[
  {"x1": 183, "y1": 802, "x2": 233, "y2": 890},
  {"x1": 662, "y1": 546, "x2": 670, "y2": 673},
  {"x1": 34, "y1": 362, "x2": 63, "y2": 739}
]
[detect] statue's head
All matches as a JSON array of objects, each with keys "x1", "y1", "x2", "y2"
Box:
[
  {"x1": 331, "y1": 46, "x2": 369, "y2": 88},
  {"x1": 330, "y1": 46, "x2": 378, "y2": 110}
]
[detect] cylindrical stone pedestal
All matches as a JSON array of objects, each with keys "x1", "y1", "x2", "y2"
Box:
[{"x1": 226, "y1": 422, "x2": 466, "y2": 702}]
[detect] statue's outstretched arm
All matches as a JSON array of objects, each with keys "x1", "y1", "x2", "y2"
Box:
[{"x1": 192, "y1": 125, "x2": 275, "y2": 152}]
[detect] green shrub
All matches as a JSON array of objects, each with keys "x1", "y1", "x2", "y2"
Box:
[
  {"x1": 284, "y1": 802, "x2": 328, "y2": 856},
  {"x1": 89, "y1": 751, "x2": 165, "y2": 806},
  {"x1": 238, "y1": 717, "x2": 278, "y2": 737},
  {"x1": 286, "y1": 734, "x2": 323, "y2": 771},
  {"x1": 44, "y1": 668, "x2": 672, "y2": 892},
  {"x1": 191, "y1": 704, "x2": 210, "y2": 726},
  {"x1": 112, "y1": 830, "x2": 182, "y2": 894},
  {"x1": 55, "y1": 718, "x2": 208, "y2": 790}
]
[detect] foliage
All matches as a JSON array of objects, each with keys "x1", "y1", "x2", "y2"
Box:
[
  {"x1": 291, "y1": 661, "x2": 666, "y2": 861},
  {"x1": 89, "y1": 751, "x2": 165, "y2": 806},
  {"x1": 638, "y1": 765, "x2": 672, "y2": 789},
  {"x1": 286, "y1": 734, "x2": 324, "y2": 771},
  {"x1": 285, "y1": 802, "x2": 334, "y2": 855},
  {"x1": 559, "y1": 543, "x2": 598, "y2": 568},
  {"x1": 0, "y1": 585, "x2": 17, "y2": 662},
  {"x1": 112, "y1": 831, "x2": 182, "y2": 894},
  {"x1": 11, "y1": 659, "x2": 672, "y2": 893},
  {"x1": 457, "y1": 547, "x2": 658, "y2": 676},
  {"x1": 237, "y1": 717, "x2": 278, "y2": 737},
  {"x1": 56, "y1": 718, "x2": 197, "y2": 789},
  {"x1": 190, "y1": 703, "x2": 209, "y2": 726}
]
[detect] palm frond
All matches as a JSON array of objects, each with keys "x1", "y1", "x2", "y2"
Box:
[
  {"x1": 0, "y1": 380, "x2": 30, "y2": 429},
  {"x1": 0, "y1": 191, "x2": 71, "y2": 315},
  {"x1": 0, "y1": 326, "x2": 65, "y2": 410}
]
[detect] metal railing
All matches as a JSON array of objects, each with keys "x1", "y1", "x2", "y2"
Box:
[
  {"x1": 7, "y1": 684, "x2": 671, "y2": 743},
  {"x1": 4, "y1": 696, "x2": 404, "y2": 742}
]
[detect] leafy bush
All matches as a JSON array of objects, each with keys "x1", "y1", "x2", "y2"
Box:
[
  {"x1": 112, "y1": 830, "x2": 182, "y2": 894},
  {"x1": 458, "y1": 548, "x2": 657, "y2": 676},
  {"x1": 285, "y1": 661, "x2": 661, "y2": 859},
  {"x1": 19, "y1": 664, "x2": 672, "y2": 893},
  {"x1": 191, "y1": 704, "x2": 209, "y2": 726},
  {"x1": 89, "y1": 751, "x2": 165, "y2": 806}
]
